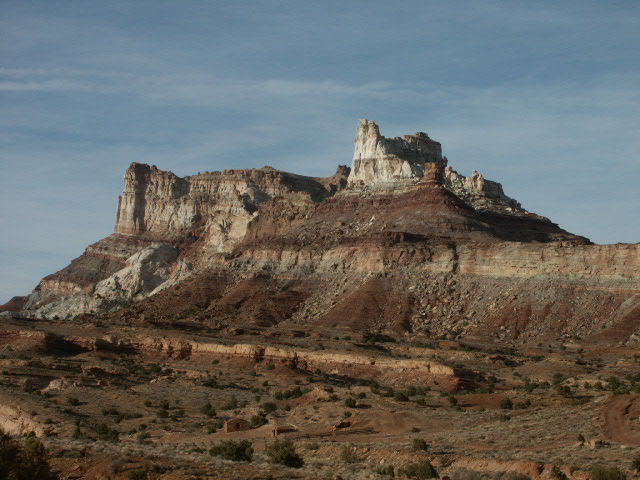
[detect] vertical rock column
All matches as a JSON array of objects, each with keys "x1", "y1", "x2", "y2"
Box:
[{"x1": 348, "y1": 119, "x2": 443, "y2": 187}]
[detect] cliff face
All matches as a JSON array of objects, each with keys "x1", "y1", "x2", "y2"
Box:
[
  {"x1": 348, "y1": 119, "x2": 443, "y2": 186},
  {"x1": 115, "y1": 163, "x2": 348, "y2": 246},
  {"x1": 15, "y1": 120, "x2": 640, "y2": 344}
]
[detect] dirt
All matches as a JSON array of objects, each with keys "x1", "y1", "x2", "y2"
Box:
[
  {"x1": 2, "y1": 315, "x2": 640, "y2": 479},
  {"x1": 602, "y1": 394, "x2": 640, "y2": 445}
]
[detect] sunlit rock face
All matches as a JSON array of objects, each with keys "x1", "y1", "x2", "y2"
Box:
[{"x1": 348, "y1": 119, "x2": 443, "y2": 187}]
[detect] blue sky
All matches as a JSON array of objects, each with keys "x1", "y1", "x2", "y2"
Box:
[{"x1": 1, "y1": 1, "x2": 639, "y2": 302}]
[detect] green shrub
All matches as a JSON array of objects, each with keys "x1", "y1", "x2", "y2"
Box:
[
  {"x1": 399, "y1": 460, "x2": 438, "y2": 479},
  {"x1": 340, "y1": 445, "x2": 359, "y2": 463},
  {"x1": 377, "y1": 465, "x2": 395, "y2": 476},
  {"x1": 500, "y1": 398, "x2": 513, "y2": 410},
  {"x1": 222, "y1": 396, "x2": 238, "y2": 410},
  {"x1": 590, "y1": 466, "x2": 626, "y2": 480},
  {"x1": 265, "y1": 439, "x2": 304, "y2": 468},
  {"x1": 128, "y1": 470, "x2": 147, "y2": 480},
  {"x1": 344, "y1": 397, "x2": 357, "y2": 408},
  {"x1": 394, "y1": 391, "x2": 409, "y2": 402},
  {"x1": 201, "y1": 402, "x2": 216, "y2": 417},
  {"x1": 67, "y1": 397, "x2": 80, "y2": 406},
  {"x1": 0, "y1": 430, "x2": 59, "y2": 479},
  {"x1": 95, "y1": 424, "x2": 119, "y2": 443},
  {"x1": 210, "y1": 439, "x2": 253, "y2": 462},
  {"x1": 250, "y1": 414, "x2": 268, "y2": 428},
  {"x1": 555, "y1": 385, "x2": 573, "y2": 398},
  {"x1": 261, "y1": 402, "x2": 277, "y2": 414},
  {"x1": 413, "y1": 438, "x2": 429, "y2": 451},
  {"x1": 203, "y1": 377, "x2": 219, "y2": 388},
  {"x1": 274, "y1": 387, "x2": 309, "y2": 400}
]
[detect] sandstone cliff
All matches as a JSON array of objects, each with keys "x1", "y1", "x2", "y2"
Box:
[
  {"x1": 348, "y1": 119, "x2": 443, "y2": 186},
  {"x1": 15, "y1": 120, "x2": 640, "y2": 345}
]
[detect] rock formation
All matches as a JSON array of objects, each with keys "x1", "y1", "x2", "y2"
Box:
[
  {"x1": 348, "y1": 119, "x2": 443, "y2": 186},
  {"x1": 13, "y1": 120, "x2": 640, "y2": 345}
]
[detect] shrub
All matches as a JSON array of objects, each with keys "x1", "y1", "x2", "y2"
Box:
[
  {"x1": 555, "y1": 385, "x2": 573, "y2": 398},
  {"x1": 274, "y1": 387, "x2": 308, "y2": 400},
  {"x1": 95, "y1": 423, "x2": 119, "y2": 443},
  {"x1": 377, "y1": 465, "x2": 395, "y2": 476},
  {"x1": 340, "y1": 445, "x2": 359, "y2": 463},
  {"x1": 67, "y1": 397, "x2": 80, "y2": 406},
  {"x1": 265, "y1": 439, "x2": 304, "y2": 468},
  {"x1": 394, "y1": 391, "x2": 409, "y2": 402},
  {"x1": 222, "y1": 396, "x2": 238, "y2": 410},
  {"x1": 590, "y1": 466, "x2": 626, "y2": 480},
  {"x1": 262, "y1": 402, "x2": 277, "y2": 414},
  {"x1": 207, "y1": 419, "x2": 224, "y2": 434},
  {"x1": 209, "y1": 439, "x2": 253, "y2": 462},
  {"x1": 128, "y1": 470, "x2": 147, "y2": 480},
  {"x1": 399, "y1": 460, "x2": 438, "y2": 479},
  {"x1": 500, "y1": 398, "x2": 513, "y2": 410},
  {"x1": 0, "y1": 430, "x2": 59, "y2": 479},
  {"x1": 632, "y1": 455, "x2": 640, "y2": 471},
  {"x1": 413, "y1": 438, "x2": 429, "y2": 451},
  {"x1": 72, "y1": 424, "x2": 84, "y2": 440},
  {"x1": 201, "y1": 402, "x2": 216, "y2": 417},
  {"x1": 551, "y1": 465, "x2": 568, "y2": 480},
  {"x1": 203, "y1": 377, "x2": 219, "y2": 388},
  {"x1": 344, "y1": 397, "x2": 357, "y2": 408},
  {"x1": 250, "y1": 414, "x2": 268, "y2": 428}
]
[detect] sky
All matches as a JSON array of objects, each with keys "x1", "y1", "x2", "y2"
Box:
[{"x1": 1, "y1": 1, "x2": 639, "y2": 302}]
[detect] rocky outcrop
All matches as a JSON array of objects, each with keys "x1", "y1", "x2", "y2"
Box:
[
  {"x1": 0, "y1": 296, "x2": 27, "y2": 313},
  {"x1": 98, "y1": 336, "x2": 461, "y2": 389},
  {"x1": 115, "y1": 163, "x2": 348, "y2": 248},
  {"x1": 347, "y1": 120, "x2": 535, "y2": 220},
  {"x1": 443, "y1": 166, "x2": 528, "y2": 215},
  {"x1": 348, "y1": 119, "x2": 443, "y2": 187},
  {"x1": 0, "y1": 401, "x2": 45, "y2": 437},
  {"x1": 25, "y1": 243, "x2": 178, "y2": 319},
  {"x1": 23, "y1": 234, "x2": 156, "y2": 310}
]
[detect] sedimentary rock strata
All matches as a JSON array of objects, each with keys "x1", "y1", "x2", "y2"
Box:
[{"x1": 14, "y1": 120, "x2": 640, "y2": 344}]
